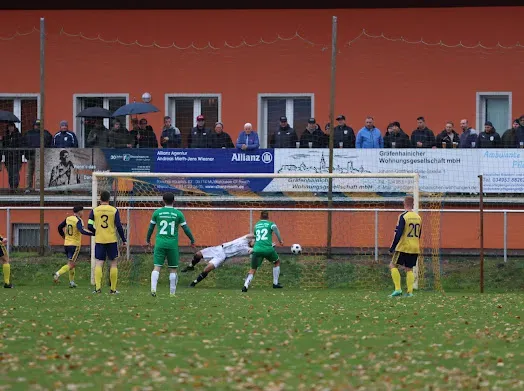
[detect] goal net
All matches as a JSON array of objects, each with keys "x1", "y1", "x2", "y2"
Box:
[{"x1": 90, "y1": 171, "x2": 443, "y2": 292}]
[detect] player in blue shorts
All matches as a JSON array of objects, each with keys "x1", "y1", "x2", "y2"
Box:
[
  {"x1": 53, "y1": 206, "x2": 94, "y2": 287},
  {"x1": 88, "y1": 190, "x2": 127, "y2": 294}
]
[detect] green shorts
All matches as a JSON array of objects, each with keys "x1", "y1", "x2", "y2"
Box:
[
  {"x1": 153, "y1": 246, "x2": 179, "y2": 268},
  {"x1": 250, "y1": 249, "x2": 279, "y2": 269}
]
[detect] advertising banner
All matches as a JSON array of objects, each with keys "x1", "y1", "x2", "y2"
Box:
[
  {"x1": 35, "y1": 148, "x2": 524, "y2": 194},
  {"x1": 35, "y1": 148, "x2": 108, "y2": 191},
  {"x1": 152, "y1": 149, "x2": 274, "y2": 193},
  {"x1": 479, "y1": 150, "x2": 524, "y2": 193},
  {"x1": 269, "y1": 149, "x2": 480, "y2": 193}
]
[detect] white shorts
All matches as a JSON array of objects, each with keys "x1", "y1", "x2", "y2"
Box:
[{"x1": 200, "y1": 245, "x2": 227, "y2": 268}]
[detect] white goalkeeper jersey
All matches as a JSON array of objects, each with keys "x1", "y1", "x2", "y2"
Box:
[{"x1": 222, "y1": 235, "x2": 251, "y2": 258}]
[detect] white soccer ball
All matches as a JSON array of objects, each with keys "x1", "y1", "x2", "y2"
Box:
[
  {"x1": 291, "y1": 244, "x2": 302, "y2": 255},
  {"x1": 141, "y1": 92, "x2": 152, "y2": 103}
]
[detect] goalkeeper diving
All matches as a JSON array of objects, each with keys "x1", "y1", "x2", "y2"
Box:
[{"x1": 181, "y1": 233, "x2": 255, "y2": 287}]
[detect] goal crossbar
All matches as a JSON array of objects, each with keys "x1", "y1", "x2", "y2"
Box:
[{"x1": 92, "y1": 172, "x2": 419, "y2": 179}]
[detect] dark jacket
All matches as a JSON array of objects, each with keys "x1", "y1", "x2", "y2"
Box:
[
  {"x1": 109, "y1": 127, "x2": 136, "y2": 148},
  {"x1": 299, "y1": 128, "x2": 327, "y2": 148},
  {"x1": 136, "y1": 126, "x2": 158, "y2": 148},
  {"x1": 459, "y1": 128, "x2": 477, "y2": 148},
  {"x1": 210, "y1": 131, "x2": 234, "y2": 148},
  {"x1": 501, "y1": 128, "x2": 517, "y2": 148},
  {"x1": 270, "y1": 125, "x2": 298, "y2": 148},
  {"x1": 516, "y1": 126, "x2": 524, "y2": 147},
  {"x1": 53, "y1": 130, "x2": 79, "y2": 148},
  {"x1": 476, "y1": 131, "x2": 502, "y2": 148},
  {"x1": 86, "y1": 126, "x2": 110, "y2": 148},
  {"x1": 411, "y1": 127, "x2": 436, "y2": 148},
  {"x1": 23, "y1": 128, "x2": 53, "y2": 150},
  {"x1": 384, "y1": 129, "x2": 411, "y2": 148},
  {"x1": 5, "y1": 127, "x2": 24, "y2": 165},
  {"x1": 332, "y1": 125, "x2": 355, "y2": 148},
  {"x1": 188, "y1": 126, "x2": 211, "y2": 148},
  {"x1": 436, "y1": 129, "x2": 460, "y2": 148},
  {"x1": 160, "y1": 126, "x2": 182, "y2": 148}
]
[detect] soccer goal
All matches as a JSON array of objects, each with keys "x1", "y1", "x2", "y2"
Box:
[{"x1": 90, "y1": 171, "x2": 442, "y2": 291}]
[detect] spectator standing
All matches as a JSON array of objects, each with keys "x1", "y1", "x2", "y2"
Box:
[
  {"x1": 209, "y1": 122, "x2": 234, "y2": 148},
  {"x1": 86, "y1": 119, "x2": 110, "y2": 148},
  {"x1": 108, "y1": 120, "x2": 136, "y2": 148},
  {"x1": 501, "y1": 119, "x2": 520, "y2": 148},
  {"x1": 299, "y1": 118, "x2": 326, "y2": 148},
  {"x1": 356, "y1": 116, "x2": 383, "y2": 148},
  {"x1": 515, "y1": 115, "x2": 524, "y2": 147},
  {"x1": 269, "y1": 116, "x2": 298, "y2": 148},
  {"x1": 236, "y1": 123, "x2": 260, "y2": 151},
  {"x1": 23, "y1": 119, "x2": 52, "y2": 193},
  {"x1": 436, "y1": 121, "x2": 460, "y2": 148},
  {"x1": 458, "y1": 119, "x2": 477, "y2": 148},
  {"x1": 53, "y1": 121, "x2": 79, "y2": 148},
  {"x1": 476, "y1": 121, "x2": 501, "y2": 148},
  {"x1": 131, "y1": 118, "x2": 139, "y2": 132},
  {"x1": 384, "y1": 122, "x2": 410, "y2": 148},
  {"x1": 188, "y1": 115, "x2": 211, "y2": 148},
  {"x1": 160, "y1": 116, "x2": 181, "y2": 148},
  {"x1": 4, "y1": 122, "x2": 23, "y2": 190},
  {"x1": 411, "y1": 116, "x2": 435, "y2": 148},
  {"x1": 136, "y1": 118, "x2": 158, "y2": 148},
  {"x1": 332, "y1": 114, "x2": 355, "y2": 148}
]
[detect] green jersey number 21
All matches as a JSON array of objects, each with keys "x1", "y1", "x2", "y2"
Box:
[
  {"x1": 255, "y1": 228, "x2": 268, "y2": 241},
  {"x1": 159, "y1": 220, "x2": 176, "y2": 236}
]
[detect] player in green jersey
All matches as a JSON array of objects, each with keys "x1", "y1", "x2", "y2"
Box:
[
  {"x1": 146, "y1": 192, "x2": 195, "y2": 297},
  {"x1": 242, "y1": 211, "x2": 284, "y2": 292}
]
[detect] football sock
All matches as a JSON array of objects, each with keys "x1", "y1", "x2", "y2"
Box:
[
  {"x1": 406, "y1": 270, "x2": 414, "y2": 294},
  {"x1": 151, "y1": 270, "x2": 159, "y2": 292},
  {"x1": 391, "y1": 268, "x2": 401, "y2": 291},
  {"x1": 273, "y1": 266, "x2": 280, "y2": 285},
  {"x1": 244, "y1": 273, "x2": 253, "y2": 288},
  {"x1": 94, "y1": 265, "x2": 103, "y2": 290},
  {"x1": 169, "y1": 273, "x2": 178, "y2": 294},
  {"x1": 57, "y1": 264, "x2": 70, "y2": 276},
  {"x1": 110, "y1": 267, "x2": 118, "y2": 291},
  {"x1": 69, "y1": 268, "x2": 75, "y2": 282},
  {"x1": 3, "y1": 263, "x2": 10, "y2": 284},
  {"x1": 191, "y1": 255, "x2": 201, "y2": 267},
  {"x1": 194, "y1": 271, "x2": 208, "y2": 285}
]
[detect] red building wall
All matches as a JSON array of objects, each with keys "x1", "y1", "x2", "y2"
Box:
[{"x1": 0, "y1": 7, "x2": 522, "y2": 139}]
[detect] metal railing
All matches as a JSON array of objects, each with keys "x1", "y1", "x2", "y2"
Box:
[{"x1": 1, "y1": 206, "x2": 522, "y2": 262}]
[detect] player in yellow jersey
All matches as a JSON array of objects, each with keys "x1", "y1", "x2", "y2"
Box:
[
  {"x1": 88, "y1": 190, "x2": 127, "y2": 294},
  {"x1": 0, "y1": 233, "x2": 12, "y2": 288},
  {"x1": 389, "y1": 195, "x2": 422, "y2": 298},
  {"x1": 53, "y1": 206, "x2": 94, "y2": 288}
]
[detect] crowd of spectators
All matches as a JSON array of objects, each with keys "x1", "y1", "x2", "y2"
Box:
[{"x1": 1, "y1": 113, "x2": 524, "y2": 191}]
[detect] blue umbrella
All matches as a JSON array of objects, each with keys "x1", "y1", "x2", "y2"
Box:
[{"x1": 112, "y1": 102, "x2": 160, "y2": 117}]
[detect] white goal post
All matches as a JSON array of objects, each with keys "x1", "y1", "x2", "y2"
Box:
[{"x1": 90, "y1": 172, "x2": 420, "y2": 285}]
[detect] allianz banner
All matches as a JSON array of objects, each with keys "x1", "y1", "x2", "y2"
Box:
[{"x1": 103, "y1": 148, "x2": 275, "y2": 192}]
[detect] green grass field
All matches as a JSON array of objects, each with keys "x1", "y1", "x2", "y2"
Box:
[{"x1": 1, "y1": 256, "x2": 524, "y2": 390}]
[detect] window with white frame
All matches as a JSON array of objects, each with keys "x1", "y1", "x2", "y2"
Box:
[
  {"x1": 0, "y1": 94, "x2": 39, "y2": 134},
  {"x1": 165, "y1": 94, "x2": 221, "y2": 147},
  {"x1": 476, "y1": 92, "x2": 512, "y2": 134},
  {"x1": 258, "y1": 94, "x2": 314, "y2": 148},
  {"x1": 73, "y1": 94, "x2": 129, "y2": 147}
]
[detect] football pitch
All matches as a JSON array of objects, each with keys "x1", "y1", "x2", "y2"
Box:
[{"x1": 2, "y1": 280, "x2": 523, "y2": 390}]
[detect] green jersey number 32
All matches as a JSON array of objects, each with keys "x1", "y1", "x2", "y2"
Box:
[
  {"x1": 159, "y1": 220, "x2": 176, "y2": 236},
  {"x1": 255, "y1": 228, "x2": 269, "y2": 241}
]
